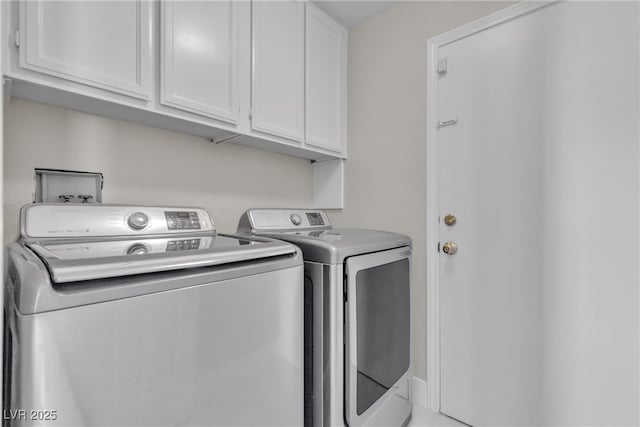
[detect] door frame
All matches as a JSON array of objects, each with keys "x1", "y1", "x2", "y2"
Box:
[{"x1": 424, "y1": 0, "x2": 556, "y2": 412}]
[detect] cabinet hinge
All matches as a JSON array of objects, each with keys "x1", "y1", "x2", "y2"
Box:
[
  {"x1": 14, "y1": 29, "x2": 20, "y2": 48},
  {"x1": 437, "y1": 57, "x2": 447, "y2": 75}
]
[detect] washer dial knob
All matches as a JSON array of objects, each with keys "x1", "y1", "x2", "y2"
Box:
[
  {"x1": 127, "y1": 212, "x2": 149, "y2": 230},
  {"x1": 290, "y1": 213, "x2": 302, "y2": 226}
]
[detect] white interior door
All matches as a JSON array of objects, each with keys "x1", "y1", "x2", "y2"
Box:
[{"x1": 438, "y1": 2, "x2": 639, "y2": 426}]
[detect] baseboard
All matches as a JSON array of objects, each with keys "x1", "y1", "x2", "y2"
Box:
[{"x1": 412, "y1": 376, "x2": 428, "y2": 407}]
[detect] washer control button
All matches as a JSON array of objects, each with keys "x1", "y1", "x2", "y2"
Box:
[
  {"x1": 127, "y1": 212, "x2": 149, "y2": 230},
  {"x1": 290, "y1": 213, "x2": 302, "y2": 226}
]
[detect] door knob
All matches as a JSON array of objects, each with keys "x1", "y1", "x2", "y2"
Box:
[
  {"x1": 442, "y1": 241, "x2": 458, "y2": 255},
  {"x1": 444, "y1": 214, "x2": 457, "y2": 226}
]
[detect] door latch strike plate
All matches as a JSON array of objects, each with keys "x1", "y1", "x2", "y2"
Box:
[{"x1": 438, "y1": 119, "x2": 458, "y2": 129}]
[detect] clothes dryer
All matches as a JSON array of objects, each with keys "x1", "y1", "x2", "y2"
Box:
[{"x1": 238, "y1": 209, "x2": 412, "y2": 427}]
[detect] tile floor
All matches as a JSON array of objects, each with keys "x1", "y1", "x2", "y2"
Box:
[{"x1": 408, "y1": 404, "x2": 466, "y2": 427}]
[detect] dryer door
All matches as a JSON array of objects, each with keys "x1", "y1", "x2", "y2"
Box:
[{"x1": 344, "y1": 246, "x2": 412, "y2": 427}]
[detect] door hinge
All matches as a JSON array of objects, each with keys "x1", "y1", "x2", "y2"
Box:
[
  {"x1": 437, "y1": 242, "x2": 441, "y2": 252},
  {"x1": 437, "y1": 57, "x2": 447, "y2": 75},
  {"x1": 14, "y1": 29, "x2": 20, "y2": 48},
  {"x1": 438, "y1": 119, "x2": 458, "y2": 129},
  {"x1": 248, "y1": 108, "x2": 253, "y2": 120}
]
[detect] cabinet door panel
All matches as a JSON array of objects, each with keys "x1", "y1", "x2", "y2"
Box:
[
  {"x1": 305, "y1": 5, "x2": 346, "y2": 153},
  {"x1": 251, "y1": 1, "x2": 304, "y2": 142},
  {"x1": 20, "y1": 0, "x2": 152, "y2": 100},
  {"x1": 161, "y1": 1, "x2": 237, "y2": 123}
]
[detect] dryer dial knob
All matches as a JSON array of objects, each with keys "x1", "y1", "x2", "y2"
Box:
[
  {"x1": 127, "y1": 212, "x2": 149, "y2": 230},
  {"x1": 290, "y1": 213, "x2": 302, "y2": 226}
]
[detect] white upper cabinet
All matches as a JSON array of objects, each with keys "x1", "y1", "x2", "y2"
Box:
[
  {"x1": 6, "y1": 0, "x2": 347, "y2": 162},
  {"x1": 305, "y1": 4, "x2": 347, "y2": 153},
  {"x1": 19, "y1": 0, "x2": 152, "y2": 100},
  {"x1": 251, "y1": 1, "x2": 305, "y2": 142},
  {"x1": 161, "y1": 1, "x2": 238, "y2": 124}
]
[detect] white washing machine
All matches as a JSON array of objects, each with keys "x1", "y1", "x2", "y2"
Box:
[
  {"x1": 4, "y1": 203, "x2": 304, "y2": 426},
  {"x1": 238, "y1": 209, "x2": 412, "y2": 427}
]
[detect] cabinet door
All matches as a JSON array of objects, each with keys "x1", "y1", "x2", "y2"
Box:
[
  {"x1": 161, "y1": 1, "x2": 237, "y2": 124},
  {"x1": 305, "y1": 4, "x2": 347, "y2": 153},
  {"x1": 251, "y1": 1, "x2": 305, "y2": 142},
  {"x1": 19, "y1": 0, "x2": 152, "y2": 100}
]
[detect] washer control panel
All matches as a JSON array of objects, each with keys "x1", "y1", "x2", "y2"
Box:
[
  {"x1": 22, "y1": 204, "x2": 214, "y2": 238},
  {"x1": 165, "y1": 211, "x2": 201, "y2": 230},
  {"x1": 244, "y1": 209, "x2": 331, "y2": 231}
]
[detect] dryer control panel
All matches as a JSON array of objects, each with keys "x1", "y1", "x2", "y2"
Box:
[{"x1": 239, "y1": 209, "x2": 331, "y2": 232}]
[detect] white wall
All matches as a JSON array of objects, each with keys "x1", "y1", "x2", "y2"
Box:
[
  {"x1": 3, "y1": 98, "x2": 313, "y2": 242},
  {"x1": 327, "y1": 1, "x2": 512, "y2": 381}
]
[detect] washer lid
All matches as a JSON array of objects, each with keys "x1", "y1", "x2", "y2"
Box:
[
  {"x1": 27, "y1": 233, "x2": 297, "y2": 283},
  {"x1": 251, "y1": 228, "x2": 411, "y2": 264}
]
